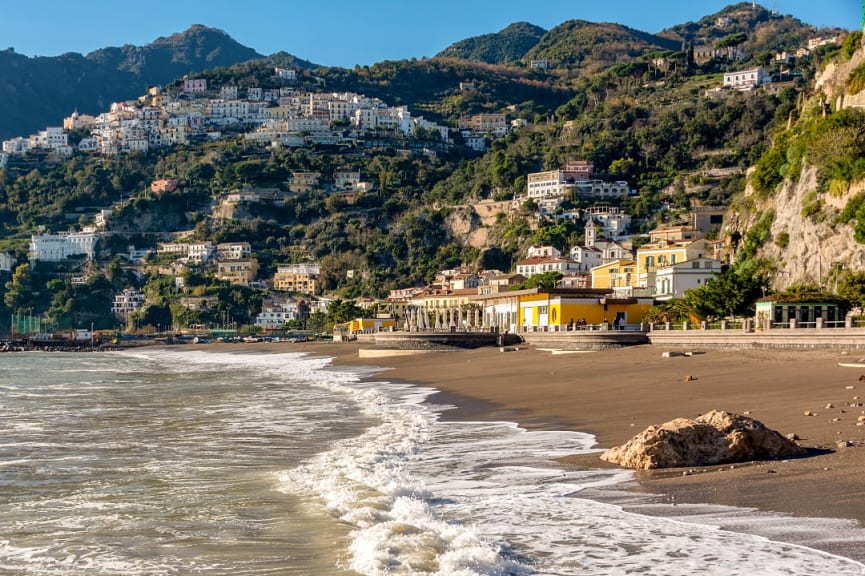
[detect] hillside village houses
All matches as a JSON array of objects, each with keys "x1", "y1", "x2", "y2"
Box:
[
  {"x1": 2, "y1": 70, "x2": 515, "y2": 160},
  {"x1": 6, "y1": 64, "x2": 740, "y2": 335}
]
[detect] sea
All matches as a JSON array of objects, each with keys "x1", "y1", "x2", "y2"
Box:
[{"x1": 1, "y1": 347, "x2": 864, "y2": 575}]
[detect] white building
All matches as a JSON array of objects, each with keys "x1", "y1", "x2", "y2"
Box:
[
  {"x1": 723, "y1": 67, "x2": 771, "y2": 90},
  {"x1": 0, "y1": 251, "x2": 14, "y2": 272},
  {"x1": 526, "y1": 245, "x2": 561, "y2": 258},
  {"x1": 157, "y1": 241, "x2": 214, "y2": 263},
  {"x1": 515, "y1": 255, "x2": 582, "y2": 277},
  {"x1": 29, "y1": 232, "x2": 98, "y2": 262},
  {"x1": 216, "y1": 242, "x2": 252, "y2": 260},
  {"x1": 654, "y1": 258, "x2": 723, "y2": 300},
  {"x1": 584, "y1": 206, "x2": 632, "y2": 238},
  {"x1": 254, "y1": 296, "x2": 308, "y2": 329},
  {"x1": 111, "y1": 288, "x2": 146, "y2": 318},
  {"x1": 569, "y1": 246, "x2": 604, "y2": 274},
  {"x1": 274, "y1": 67, "x2": 297, "y2": 81}
]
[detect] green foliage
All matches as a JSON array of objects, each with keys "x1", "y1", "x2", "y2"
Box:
[
  {"x1": 775, "y1": 230, "x2": 789, "y2": 249},
  {"x1": 686, "y1": 265, "x2": 768, "y2": 319},
  {"x1": 751, "y1": 135, "x2": 788, "y2": 197},
  {"x1": 436, "y1": 22, "x2": 546, "y2": 64},
  {"x1": 841, "y1": 31, "x2": 863, "y2": 61},
  {"x1": 840, "y1": 191, "x2": 865, "y2": 224},
  {"x1": 715, "y1": 32, "x2": 747, "y2": 49},
  {"x1": 845, "y1": 62, "x2": 865, "y2": 95},
  {"x1": 837, "y1": 271, "x2": 865, "y2": 309},
  {"x1": 512, "y1": 271, "x2": 563, "y2": 290},
  {"x1": 3, "y1": 263, "x2": 33, "y2": 312},
  {"x1": 738, "y1": 208, "x2": 775, "y2": 261},
  {"x1": 643, "y1": 299, "x2": 692, "y2": 324},
  {"x1": 800, "y1": 191, "x2": 824, "y2": 221}
]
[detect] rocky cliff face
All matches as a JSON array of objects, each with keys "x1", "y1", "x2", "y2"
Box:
[
  {"x1": 727, "y1": 40, "x2": 865, "y2": 290},
  {"x1": 730, "y1": 166, "x2": 865, "y2": 290}
]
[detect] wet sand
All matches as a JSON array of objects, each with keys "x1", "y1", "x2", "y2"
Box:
[{"x1": 290, "y1": 341, "x2": 865, "y2": 528}]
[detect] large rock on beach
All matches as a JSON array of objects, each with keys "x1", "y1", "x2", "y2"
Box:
[{"x1": 600, "y1": 410, "x2": 806, "y2": 470}]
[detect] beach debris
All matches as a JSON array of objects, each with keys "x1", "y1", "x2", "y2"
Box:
[
  {"x1": 499, "y1": 346, "x2": 517, "y2": 352},
  {"x1": 803, "y1": 410, "x2": 816, "y2": 416},
  {"x1": 599, "y1": 410, "x2": 805, "y2": 470},
  {"x1": 857, "y1": 415, "x2": 865, "y2": 422},
  {"x1": 847, "y1": 385, "x2": 857, "y2": 389},
  {"x1": 743, "y1": 410, "x2": 752, "y2": 415},
  {"x1": 786, "y1": 432, "x2": 800, "y2": 441},
  {"x1": 825, "y1": 403, "x2": 834, "y2": 409},
  {"x1": 831, "y1": 417, "x2": 842, "y2": 422},
  {"x1": 836, "y1": 440, "x2": 854, "y2": 449},
  {"x1": 683, "y1": 374, "x2": 697, "y2": 382},
  {"x1": 662, "y1": 351, "x2": 684, "y2": 358}
]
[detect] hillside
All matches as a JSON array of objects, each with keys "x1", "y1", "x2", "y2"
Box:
[
  {"x1": 0, "y1": 5, "x2": 859, "y2": 334},
  {"x1": 724, "y1": 32, "x2": 865, "y2": 292},
  {"x1": 0, "y1": 25, "x2": 271, "y2": 139},
  {"x1": 524, "y1": 20, "x2": 681, "y2": 72},
  {"x1": 435, "y1": 22, "x2": 547, "y2": 64}
]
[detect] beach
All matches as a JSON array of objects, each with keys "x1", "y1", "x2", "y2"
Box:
[{"x1": 289, "y1": 341, "x2": 865, "y2": 530}]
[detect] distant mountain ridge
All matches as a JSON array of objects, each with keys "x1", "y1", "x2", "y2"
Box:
[{"x1": 0, "y1": 25, "x2": 272, "y2": 139}]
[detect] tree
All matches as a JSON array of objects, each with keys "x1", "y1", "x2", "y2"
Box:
[
  {"x1": 686, "y1": 266, "x2": 768, "y2": 319},
  {"x1": 4, "y1": 263, "x2": 34, "y2": 312}
]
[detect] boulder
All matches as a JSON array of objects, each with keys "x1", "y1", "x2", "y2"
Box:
[{"x1": 600, "y1": 410, "x2": 806, "y2": 470}]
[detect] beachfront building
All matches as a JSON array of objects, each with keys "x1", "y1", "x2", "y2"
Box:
[
  {"x1": 511, "y1": 288, "x2": 654, "y2": 332},
  {"x1": 654, "y1": 258, "x2": 723, "y2": 300},
  {"x1": 754, "y1": 297, "x2": 848, "y2": 330},
  {"x1": 254, "y1": 296, "x2": 309, "y2": 330}
]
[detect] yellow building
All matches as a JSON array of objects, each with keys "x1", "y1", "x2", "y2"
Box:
[
  {"x1": 517, "y1": 289, "x2": 655, "y2": 331},
  {"x1": 636, "y1": 238, "x2": 708, "y2": 293},
  {"x1": 273, "y1": 263, "x2": 320, "y2": 295},
  {"x1": 348, "y1": 317, "x2": 397, "y2": 334},
  {"x1": 590, "y1": 259, "x2": 636, "y2": 290}
]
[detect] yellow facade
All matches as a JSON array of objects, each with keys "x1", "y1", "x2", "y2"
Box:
[
  {"x1": 590, "y1": 259, "x2": 636, "y2": 289},
  {"x1": 348, "y1": 318, "x2": 397, "y2": 334},
  {"x1": 518, "y1": 291, "x2": 654, "y2": 330}
]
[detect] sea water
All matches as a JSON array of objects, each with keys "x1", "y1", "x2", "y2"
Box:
[{"x1": 0, "y1": 348, "x2": 864, "y2": 575}]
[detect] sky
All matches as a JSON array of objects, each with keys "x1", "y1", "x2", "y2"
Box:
[{"x1": 0, "y1": 0, "x2": 860, "y2": 68}]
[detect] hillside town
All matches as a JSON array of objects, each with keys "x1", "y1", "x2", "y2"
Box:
[{"x1": 0, "y1": 26, "x2": 852, "y2": 342}]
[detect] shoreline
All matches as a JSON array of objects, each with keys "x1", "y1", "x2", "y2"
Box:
[
  {"x1": 164, "y1": 340, "x2": 865, "y2": 561},
  {"x1": 308, "y1": 342, "x2": 865, "y2": 523}
]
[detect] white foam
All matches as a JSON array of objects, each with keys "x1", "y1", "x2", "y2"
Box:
[{"x1": 273, "y1": 358, "x2": 865, "y2": 576}]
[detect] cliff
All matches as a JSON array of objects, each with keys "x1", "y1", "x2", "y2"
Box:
[{"x1": 728, "y1": 37, "x2": 865, "y2": 291}]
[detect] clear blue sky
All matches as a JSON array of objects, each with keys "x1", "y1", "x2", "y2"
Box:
[{"x1": 1, "y1": 0, "x2": 859, "y2": 67}]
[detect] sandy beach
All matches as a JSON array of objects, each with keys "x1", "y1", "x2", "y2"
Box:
[{"x1": 266, "y1": 340, "x2": 865, "y2": 529}]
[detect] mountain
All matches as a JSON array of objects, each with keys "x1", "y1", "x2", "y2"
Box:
[
  {"x1": 0, "y1": 25, "x2": 271, "y2": 139},
  {"x1": 523, "y1": 20, "x2": 681, "y2": 72},
  {"x1": 435, "y1": 22, "x2": 547, "y2": 64},
  {"x1": 659, "y1": 3, "x2": 843, "y2": 57}
]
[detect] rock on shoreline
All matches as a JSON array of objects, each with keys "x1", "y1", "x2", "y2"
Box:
[{"x1": 600, "y1": 410, "x2": 806, "y2": 470}]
